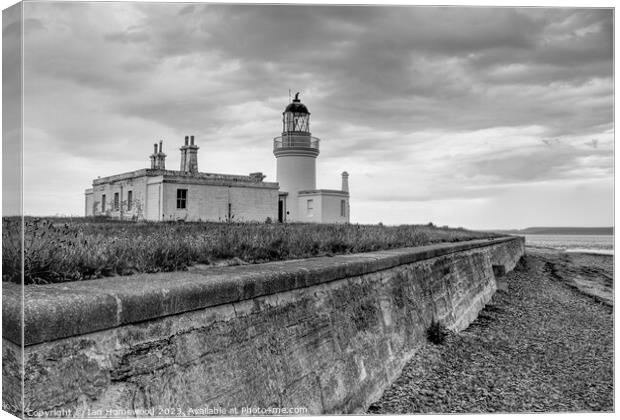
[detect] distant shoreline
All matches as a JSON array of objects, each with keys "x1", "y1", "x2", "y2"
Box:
[
  {"x1": 498, "y1": 227, "x2": 613, "y2": 236},
  {"x1": 526, "y1": 245, "x2": 613, "y2": 257}
]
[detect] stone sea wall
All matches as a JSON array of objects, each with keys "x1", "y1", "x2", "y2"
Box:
[{"x1": 2, "y1": 237, "x2": 524, "y2": 417}]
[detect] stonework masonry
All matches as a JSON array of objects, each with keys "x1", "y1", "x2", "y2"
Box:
[
  {"x1": 161, "y1": 181, "x2": 279, "y2": 222},
  {"x1": 85, "y1": 167, "x2": 279, "y2": 222},
  {"x1": 2, "y1": 237, "x2": 524, "y2": 416}
]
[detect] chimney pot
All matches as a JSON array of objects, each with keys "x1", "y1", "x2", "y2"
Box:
[
  {"x1": 185, "y1": 135, "x2": 189, "y2": 146},
  {"x1": 159, "y1": 140, "x2": 163, "y2": 153},
  {"x1": 153, "y1": 143, "x2": 158, "y2": 154},
  {"x1": 190, "y1": 135, "x2": 195, "y2": 145}
]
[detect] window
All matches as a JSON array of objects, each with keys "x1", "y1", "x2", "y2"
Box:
[
  {"x1": 127, "y1": 191, "x2": 133, "y2": 211},
  {"x1": 101, "y1": 194, "x2": 106, "y2": 212},
  {"x1": 114, "y1": 193, "x2": 119, "y2": 210},
  {"x1": 307, "y1": 199, "x2": 314, "y2": 215},
  {"x1": 176, "y1": 189, "x2": 187, "y2": 209},
  {"x1": 341, "y1": 200, "x2": 346, "y2": 217},
  {"x1": 284, "y1": 112, "x2": 309, "y2": 132}
]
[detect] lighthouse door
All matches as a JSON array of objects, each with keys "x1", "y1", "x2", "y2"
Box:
[{"x1": 278, "y1": 200, "x2": 284, "y2": 222}]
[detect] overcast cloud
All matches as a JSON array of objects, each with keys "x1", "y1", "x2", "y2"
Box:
[{"x1": 6, "y1": 1, "x2": 613, "y2": 228}]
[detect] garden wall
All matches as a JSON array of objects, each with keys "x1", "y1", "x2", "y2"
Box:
[{"x1": 2, "y1": 237, "x2": 525, "y2": 417}]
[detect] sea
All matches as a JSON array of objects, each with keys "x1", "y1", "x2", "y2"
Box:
[{"x1": 524, "y1": 234, "x2": 614, "y2": 255}]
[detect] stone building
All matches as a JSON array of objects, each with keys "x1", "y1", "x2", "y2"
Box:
[{"x1": 84, "y1": 94, "x2": 350, "y2": 223}]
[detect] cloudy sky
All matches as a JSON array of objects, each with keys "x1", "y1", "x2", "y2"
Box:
[{"x1": 3, "y1": 1, "x2": 614, "y2": 229}]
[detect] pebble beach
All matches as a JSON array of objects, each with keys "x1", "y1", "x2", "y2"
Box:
[{"x1": 367, "y1": 248, "x2": 614, "y2": 413}]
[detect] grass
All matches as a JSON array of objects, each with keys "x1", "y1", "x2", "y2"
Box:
[{"x1": 2, "y1": 216, "x2": 500, "y2": 285}]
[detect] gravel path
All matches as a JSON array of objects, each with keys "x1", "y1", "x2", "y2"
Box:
[{"x1": 367, "y1": 252, "x2": 614, "y2": 413}]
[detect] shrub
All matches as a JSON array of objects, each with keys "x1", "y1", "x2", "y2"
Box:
[{"x1": 427, "y1": 319, "x2": 449, "y2": 345}]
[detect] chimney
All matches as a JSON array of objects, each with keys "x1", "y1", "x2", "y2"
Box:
[
  {"x1": 180, "y1": 135, "x2": 199, "y2": 173},
  {"x1": 150, "y1": 143, "x2": 158, "y2": 169},
  {"x1": 341, "y1": 171, "x2": 349, "y2": 192},
  {"x1": 249, "y1": 172, "x2": 266, "y2": 182},
  {"x1": 187, "y1": 135, "x2": 199, "y2": 173},
  {"x1": 156, "y1": 140, "x2": 166, "y2": 170},
  {"x1": 180, "y1": 136, "x2": 188, "y2": 171}
]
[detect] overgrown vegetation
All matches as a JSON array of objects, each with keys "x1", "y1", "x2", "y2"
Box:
[{"x1": 2, "y1": 216, "x2": 499, "y2": 285}]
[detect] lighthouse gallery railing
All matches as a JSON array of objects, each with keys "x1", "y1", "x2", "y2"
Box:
[{"x1": 273, "y1": 135, "x2": 320, "y2": 152}]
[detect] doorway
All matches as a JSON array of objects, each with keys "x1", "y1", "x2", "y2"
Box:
[{"x1": 278, "y1": 199, "x2": 284, "y2": 222}]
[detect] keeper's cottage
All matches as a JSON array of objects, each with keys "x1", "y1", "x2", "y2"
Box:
[{"x1": 84, "y1": 94, "x2": 350, "y2": 223}]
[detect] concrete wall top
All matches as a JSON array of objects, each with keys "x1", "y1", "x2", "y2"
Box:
[{"x1": 2, "y1": 237, "x2": 523, "y2": 347}]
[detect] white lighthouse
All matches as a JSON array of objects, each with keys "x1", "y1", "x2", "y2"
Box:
[{"x1": 274, "y1": 93, "x2": 350, "y2": 223}]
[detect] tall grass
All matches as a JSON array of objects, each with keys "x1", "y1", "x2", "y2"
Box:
[{"x1": 2, "y1": 217, "x2": 499, "y2": 285}]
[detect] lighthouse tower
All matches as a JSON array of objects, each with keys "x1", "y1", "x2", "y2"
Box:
[{"x1": 273, "y1": 93, "x2": 320, "y2": 221}]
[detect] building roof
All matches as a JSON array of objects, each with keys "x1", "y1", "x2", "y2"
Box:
[
  {"x1": 298, "y1": 189, "x2": 349, "y2": 197},
  {"x1": 92, "y1": 168, "x2": 278, "y2": 189},
  {"x1": 284, "y1": 92, "x2": 310, "y2": 114}
]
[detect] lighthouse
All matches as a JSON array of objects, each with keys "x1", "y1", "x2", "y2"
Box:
[
  {"x1": 273, "y1": 92, "x2": 320, "y2": 221},
  {"x1": 274, "y1": 93, "x2": 350, "y2": 223}
]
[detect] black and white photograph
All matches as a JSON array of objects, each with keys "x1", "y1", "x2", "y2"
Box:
[{"x1": 1, "y1": 0, "x2": 615, "y2": 417}]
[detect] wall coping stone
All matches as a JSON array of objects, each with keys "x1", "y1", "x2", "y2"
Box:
[{"x1": 2, "y1": 236, "x2": 523, "y2": 346}]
